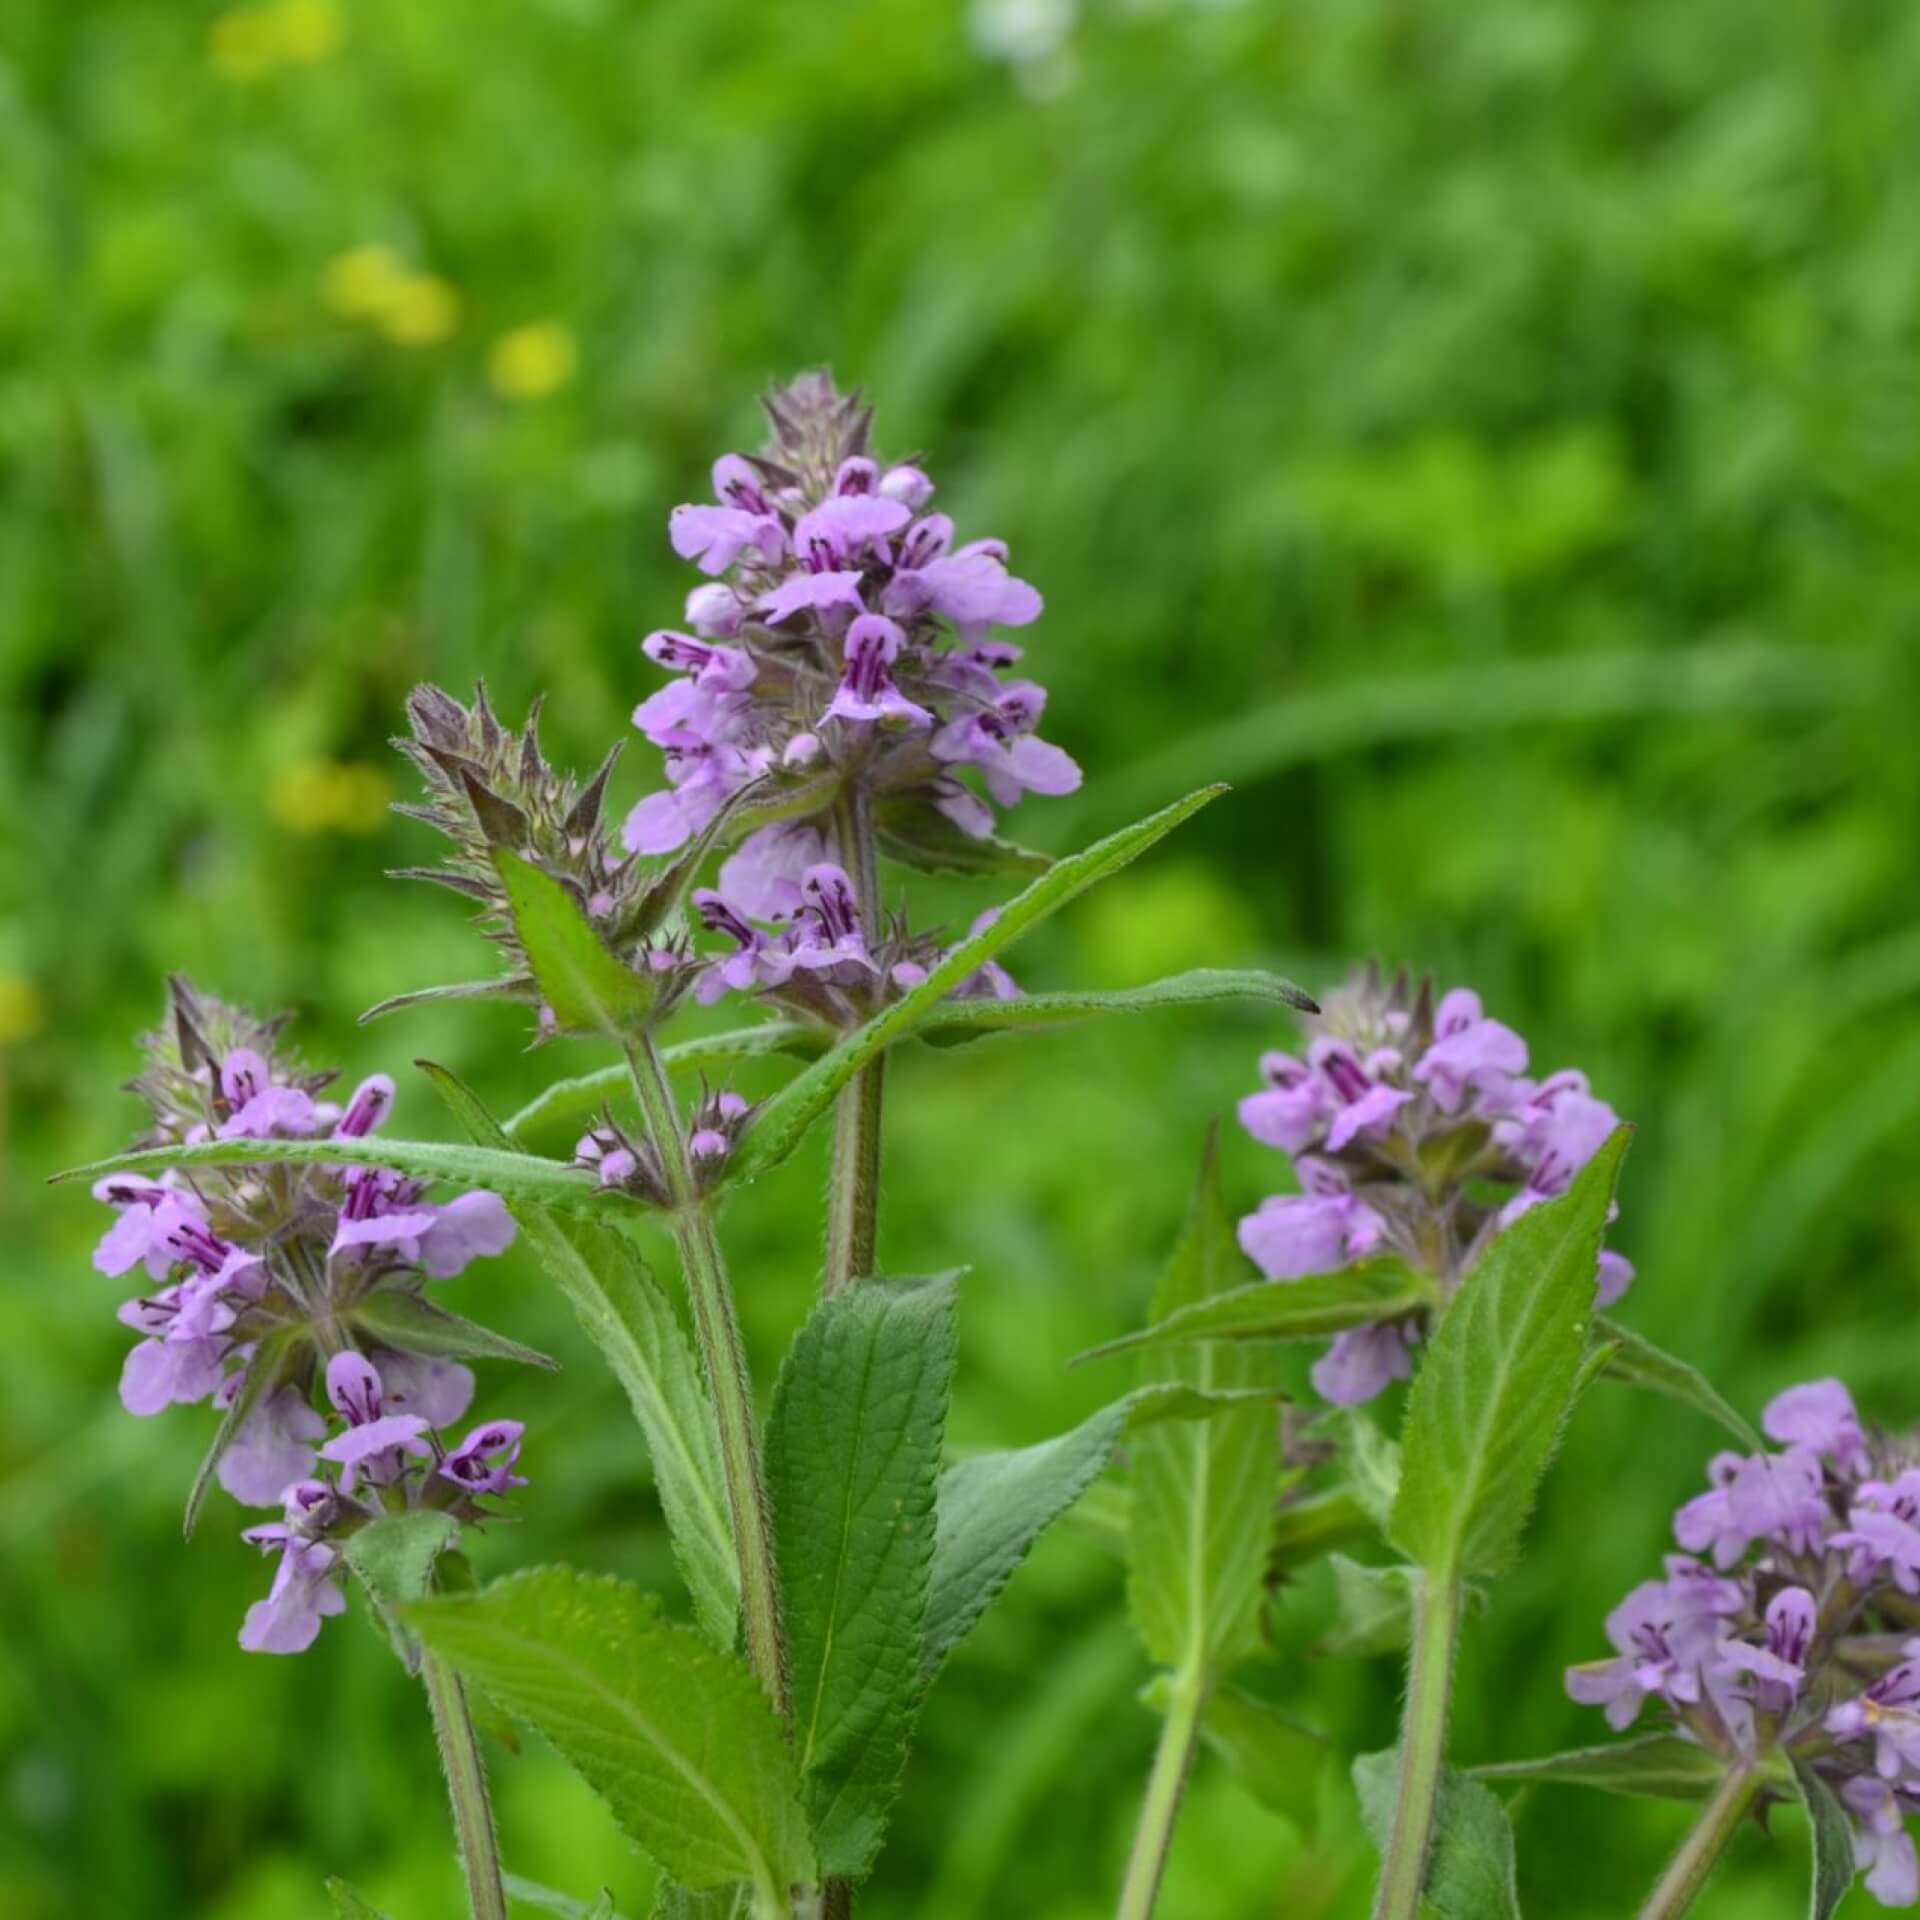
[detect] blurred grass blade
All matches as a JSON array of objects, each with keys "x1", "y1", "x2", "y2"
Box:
[
  {"x1": 1597, "y1": 1318, "x2": 1762, "y2": 1450},
  {"x1": 1472, "y1": 1736, "x2": 1729, "y2": 1804},
  {"x1": 1075, "y1": 1259, "x2": 1432, "y2": 1364},
  {"x1": 728, "y1": 786, "x2": 1227, "y2": 1184}
]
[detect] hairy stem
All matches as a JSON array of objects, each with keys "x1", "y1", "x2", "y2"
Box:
[
  {"x1": 824, "y1": 786, "x2": 886, "y2": 1297},
  {"x1": 1634, "y1": 1760, "x2": 1762, "y2": 1920},
  {"x1": 1372, "y1": 1571, "x2": 1463, "y2": 1920},
  {"x1": 1115, "y1": 1662, "x2": 1207, "y2": 1920},
  {"x1": 625, "y1": 1033, "x2": 792, "y2": 1720},
  {"x1": 422, "y1": 1649, "x2": 509, "y2": 1920}
]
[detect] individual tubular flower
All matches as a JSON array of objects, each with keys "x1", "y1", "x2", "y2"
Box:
[
  {"x1": 89, "y1": 981, "x2": 523, "y2": 1520},
  {"x1": 1234, "y1": 968, "x2": 1632, "y2": 1405},
  {"x1": 1566, "y1": 1378, "x2": 1920, "y2": 1908},
  {"x1": 625, "y1": 370, "x2": 1079, "y2": 903}
]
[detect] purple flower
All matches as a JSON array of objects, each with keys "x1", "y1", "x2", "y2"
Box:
[
  {"x1": 1410, "y1": 988, "x2": 1528, "y2": 1113},
  {"x1": 929, "y1": 683, "x2": 1080, "y2": 807},
  {"x1": 1238, "y1": 1184, "x2": 1385, "y2": 1280},
  {"x1": 879, "y1": 464, "x2": 934, "y2": 508},
  {"x1": 92, "y1": 1185, "x2": 208, "y2": 1283},
  {"x1": 317, "y1": 1352, "x2": 430, "y2": 1493},
  {"x1": 1830, "y1": 1663, "x2": 1920, "y2": 1782},
  {"x1": 883, "y1": 540, "x2": 1042, "y2": 634},
  {"x1": 668, "y1": 459, "x2": 786, "y2": 575},
  {"x1": 632, "y1": 631, "x2": 757, "y2": 749},
  {"x1": 717, "y1": 821, "x2": 826, "y2": 922},
  {"x1": 217, "y1": 1047, "x2": 319, "y2": 1139},
  {"x1": 1307, "y1": 1039, "x2": 1413, "y2": 1153},
  {"x1": 772, "y1": 865, "x2": 878, "y2": 982},
  {"x1": 1844, "y1": 1777, "x2": 1920, "y2": 1907},
  {"x1": 792, "y1": 492, "x2": 909, "y2": 571},
  {"x1": 1238, "y1": 1053, "x2": 1334, "y2": 1155},
  {"x1": 946, "y1": 907, "x2": 1020, "y2": 1002},
  {"x1": 239, "y1": 1481, "x2": 348, "y2": 1655},
  {"x1": 117, "y1": 1285, "x2": 234, "y2": 1414},
  {"x1": 1765, "y1": 1378, "x2": 1871, "y2": 1478},
  {"x1": 1310, "y1": 1321, "x2": 1416, "y2": 1407},
  {"x1": 1713, "y1": 1585, "x2": 1815, "y2": 1709},
  {"x1": 1565, "y1": 1576, "x2": 1728, "y2": 1730},
  {"x1": 415, "y1": 1191, "x2": 517, "y2": 1279},
  {"x1": 440, "y1": 1418, "x2": 527, "y2": 1496},
  {"x1": 374, "y1": 1351, "x2": 477, "y2": 1429},
  {"x1": 622, "y1": 738, "x2": 766, "y2": 855},
  {"x1": 1674, "y1": 1446, "x2": 1831, "y2": 1568},
  {"x1": 823, "y1": 616, "x2": 933, "y2": 730},
  {"x1": 1836, "y1": 1476, "x2": 1920, "y2": 1596},
  {"x1": 336, "y1": 1073, "x2": 396, "y2": 1139},
  {"x1": 217, "y1": 1384, "x2": 328, "y2": 1505},
  {"x1": 758, "y1": 570, "x2": 867, "y2": 627}
]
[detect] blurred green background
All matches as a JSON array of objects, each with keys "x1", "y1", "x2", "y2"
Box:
[{"x1": 4, "y1": 0, "x2": 1918, "y2": 1913}]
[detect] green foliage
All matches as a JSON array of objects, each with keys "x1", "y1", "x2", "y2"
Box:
[
  {"x1": 1317, "y1": 1556, "x2": 1416, "y2": 1659},
  {"x1": 344, "y1": 1510, "x2": 462, "y2": 1612},
  {"x1": 1389, "y1": 1131, "x2": 1630, "y2": 1580},
  {"x1": 1792, "y1": 1758, "x2": 1856, "y2": 1920},
  {"x1": 1353, "y1": 1753, "x2": 1521, "y2": 1920},
  {"x1": 915, "y1": 968, "x2": 1316, "y2": 1049},
  {"x1": 180, "y1": 1321, "x2": 303, "y2": 1538},
  {"x1": 491, "y1": 848, "x2": 657, "y2": 1038},
  {"x1": 1474, "y1": 1737, "x2": 1729, "y2": 1804},
  {"x1": 346, "y1": 1288, "x2": 559, "y2": 1373},
  {"x1": 766, "y1": 1275, "x2": 956, "y2": 1877},
  {"x1": 1597, "y1": 1319, "x2": 1763, "y2": 1450},
  {"x1": 1079, "y1": 1259, "x2": 1433, "y2": 1363},
  {"x1": 326, "y1": 1881, "x2": 397, "y2": 1920},
  {"x1": 730, "y1": 787, "x2": 1227, "y2": 1182},
  {"x1": 1189, "y1": 1688, "x2": 1329, "y2": 1838},
  {"x1": 1128, "y1": 1135, "x2": 1288, "y2": 1675},
  {"x1": 502, "y1": 1875, "x2": 621, "y2": 1920},
  {"x1": 403, "y1": 1568, "x2": 815, "y2": 1901}
]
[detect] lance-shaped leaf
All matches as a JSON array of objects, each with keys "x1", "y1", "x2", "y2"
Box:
[
  {"x1": 501, "y1": 1024, "x2": 826, "y2": 1140},
  {"x1": 492, "y1": 848, "x2": 656, "y2": 1037},
  {"x1": 181, "y1": 1319, "x2": 305, "y2": 1538},
  {"x1": 54, "y1": 1132, "x2": 607, "y2": 1212},
  {"x1": 347, "y1": 1286, "x2": 558, "y2": 1372},
  {"x1": 729, "y1": 786, "x2": 1227, "y2": 1184},
  {"x1": 417, "y1": 1062, "x2": 738, "y2": 1649},
  {"x1": 922, "y1": 1381, "x2": 1284, "y2": 1683},
  {"x1": 767, "y1": 1274, "x2": 956, "y2": 1877},
  {"x1": 1597, "y1": 1318, "x2": 1763, "y2": 1450},
  {"x1": 1472, "y1": 1735, "x2": 1729, "y2": 1804},
  {"x1": 1793, "y1": 1754, "x2": 1856, "y2": 1920},
  {"x1": 1354, "y1": 1752, "x2": 1521, "y2": 1920},
  {"x1": 401, "y1": 1567, "x2": 816, "y2": 1901},
  {"x1": 361, "y1": 974, "x2": 539, "y2": 1025},
  {"x1": 1074, "y1": 1259, "x2": 1433, "y2": 1365},
  {"x1": 1388, "y1": 1129, "x2": 1631, "y2": 1582},
  {"x1": 1129, "y1": 1131, "x2": 1289, "y2": 1675},
  {"x1": 914, "y1": 968, "x2": 1317, "y2": 1050}
]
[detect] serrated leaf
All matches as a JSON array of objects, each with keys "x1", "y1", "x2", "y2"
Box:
[
  {"x1": 326, "y1": 1880, "x2": 396, "y2": 1920},
  {"x1": 1129, "y1": 1132, "x2": 1289, "y2": 1674},
  {"x1": 416, "y1": 1062, "x2": 738, "y2": 1649},
  {"x1": 1597, "y1": 1319, "x2": 1763, "y2": 1450},
  {"x1": 492, "y1": 849, "x2": 655, "y2": 1037},
  {"x1": 914, "y1": 969, "x2": 1317, "y2": 1050},
  {"x1": 872, "y1": 796, "x2": 1055, "y2": 878},
  {"x1": 1318, "y1": 1556, "x2": 1417, "y2": 1657},
  {"x1": 1472, "y1": 1735, "x2": 1728, "y2": 1804},
  {"x1": 923, "y1": 1382, "x2": 1282, "y2": 1683},
  {"x1": 501, "y1": 1025, "x2": 825, "y2": 1141},
  {"x1": 767, "y1": 1275, "x2": 956, "y2": 1877},
  {"x1": 1184, "y1": 1683, "x2": 1328, "y2": 1836},
  {"x1": 1388, "y1": 1129, "x2": 1631, "y2": 1581},
  {"x1": 54, "y1": 1133, "x2": 607, "y2": 1211},
  {"x1": 349, "y1": 1287, "x2": 558, "y2": 1372},
  {"x1": 1075, "y1": 1259, "x2": 1432, "y2": 1364},
  {"x1": 181, "y1": 1320, "x2": 304, "y2": 1538},
  {"x1": 402, "y1": 1567, "x2": 815, "y2": 1901},
  {"x1": 1354, "y1": 1752, "x2": 1521, "y2": 1920},
  {"x1": 1793, "y1": 1755, "x2": 1855, "y2": 1920},
  {"x1": 729, "y1": 787, "x2": 1227, "y2": 1184},
  {"x1": 345, "y1": 1509, "x2": 462, "y2": 1610}
]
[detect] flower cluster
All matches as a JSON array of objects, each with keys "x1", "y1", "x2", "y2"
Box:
[
  {"x1": 1235, "y1": 968, "x2": 1631, "y2": 1404},
  {"x1": 1567, "y1": 1380, "x2": 1920, "y2": 1906},
  {"x1": 90, "y1": 980, "x2": 527, "y2": 1651},
  {"x1": 629, "y1": 370, "x2": 1080, "y2": 923}
]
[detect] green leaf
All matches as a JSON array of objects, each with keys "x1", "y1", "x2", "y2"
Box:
[
  {"x1": 767, "y1": 1274, "x2": 956, "y2": 1877},
  {"x1": 729, "y1": 786, "x2": 1227, "y2": 1183},
  {"x1": 344, "y1": 1509, "x2": 462, "y2": 1610},
  {"x1": 872, "y1": 795, "x2": 1055, "y2": 878},
  {"x1": 361, "y1": 975, "x2": 539, "y2": 1025},
  {"x1": 1388, "y1": 1129, "x2": 1631, "y2": 1581},
  {"x1": 1472, "y1": 1735, "x2": 1729, "y2": 1804},
  {"x1": 922, "y1": 1382, "x2": 1279, "y2": 1683},
  {"x1": 1597, "y1": 1318, "x2": 1763, "y2": 1450},
  {"x1": 1129, "y1": 1131, "x2": 1289, "y2": 1674},
  {"x1": 1075, "y1": 1259, "x2": 1432, "y2": 1364},
  {"x1": 326, "y1": 1880, "x2": 397, "y2": 1920},
  {"x1": 501, "y1": 1025, "x2": 825, "y2": 1141},
  {"x1": 348, "y1": 1287, "x2": 558, "y2": 1372},
  {"x1": 181, "y1": 1320, "x2": 304, "y2": 1538},
  {"x1": 492, "y1": 848, "x2": 656, "y2": 1037},
  {"x1": 1354, "y1": 1752, "x2": 1521, "y2": 1920},
  {"x1": 402, "y1": 1567, "x2": 815, "y2": 1901},
  {"x1": 53, "y1": 1132, "x2": 606, "y2": 1211},
  {"x1": 416, "y1": 1062, "x2": 738, "y2": 1649},
  {"x1": 1317, "y1": 1556, "x2": 1417, "y2": 1657},
  {"x1": 914, "y1": 969, "x2": 1317, "y2": 1050},
  {"x1": 1269, "y1": 1489, "x2": 1376, "y2": 1572},
  {"x1": 1187, "y1": 1685, "x2": 1329, "y2": 1836},
  {"x1": 1331, "y1": 1408, "x2": 1403, "y2": 1533},
  {"x1": 503, "y1": 1873, "x2": 625, "y2": 1919},
  {"x1": 1793, "y1": 1755, "x2": 1856, "y2": 1920},
  {"x1": 647, "y1": 1886, "x2": 748, "y2": 1920}
]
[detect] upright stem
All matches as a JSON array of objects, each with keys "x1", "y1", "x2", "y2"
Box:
[
  {"x1": 1634, "y1": 1760, "x2": 1762, "y2": 1920},
  {"x1": 422, "y1": 1649, "x2": 510, "y2": 1920},
  {"x1": 824, "y1": 786, "x2": 886, "y2": 1297},
  {"x1": 625, "y1": 1033, "x2": 792, "y2": 1720},
  {"x1": 1372, "y1": 1571, "x2": 1463, "y2": 1920},
  {"x1": 1115, "y1": 1663, "x2": 1207, "y2": 1920}
]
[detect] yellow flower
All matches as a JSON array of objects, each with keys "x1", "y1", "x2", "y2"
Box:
[
  {"x1": 487, "y1": 322, "x2": 581, "y2": 401},
  {"x1": 323, "y1": 244, "x2": 410, "y2": 321},
  {"x1": 0, "y1": 974, "x2": 44, "y2": 1048},
  {"x1": 268, "y1": 761, "x2": 393, "y2": 836},
  {"x1": 377, "y1": 274, "x2": 462, "y2": 347}
]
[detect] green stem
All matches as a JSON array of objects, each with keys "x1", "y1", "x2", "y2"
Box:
[
  {"x1": 1372, "y1": 1571, "x2": 1463, "y2": 1920},
  {"x1": 422, "y1": 1649, "x2": 509, "y2": 1920},
  {"x1": 823, "y1": 786, "x2": 886, "y2": 1297},
  {"x1": 624, "y1": 1033, "x2": 792, "y2": 1720},
  {"x1": 1634, "y1": 1760, "x2": 1762, "y2": 1920},
  {"x1": 1114, "y1": 1663, "x2": 1207, "y2": 1920}
]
